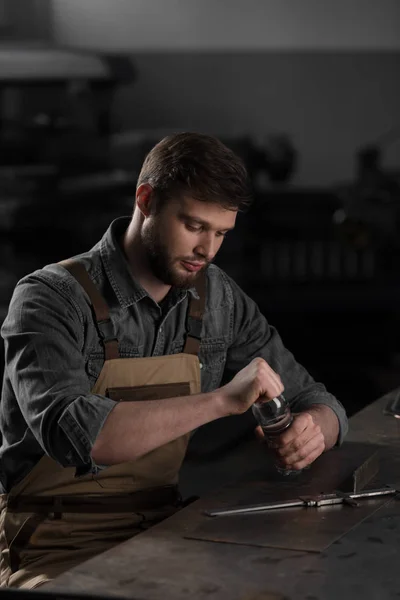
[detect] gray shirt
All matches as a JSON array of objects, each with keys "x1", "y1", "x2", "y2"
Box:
[{"x1": 0, "y1": 217, "x2": 348, "y2": 492}]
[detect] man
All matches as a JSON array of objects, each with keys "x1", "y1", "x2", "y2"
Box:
[{"x1": 0, "y1": 132, "x2": 347, "y2": 588}]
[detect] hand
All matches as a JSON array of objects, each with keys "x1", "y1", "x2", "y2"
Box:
[
  {"x1": 219, "y1": 357, "x2": 284, "y2": 417},
  {"x1": 255, "y1": 410, "x2": 325, "y2": 471}
]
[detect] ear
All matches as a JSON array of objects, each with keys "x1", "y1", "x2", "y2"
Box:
[{"x1": 135, "y1": 183, "x2": 155, "y2": 217}]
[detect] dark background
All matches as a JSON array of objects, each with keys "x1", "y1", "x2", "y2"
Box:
[{"x1": 1, "y1": 0, "x2": 400, "y2": 455}]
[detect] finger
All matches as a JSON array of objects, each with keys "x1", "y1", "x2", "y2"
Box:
[
  {"x1": 254, "y1": 425, "x2": 265, "y2": 442},
  {"x1": 278, "y1": 432, "x2": 325, "y2": 468},
  {"x1": 277, "y1": 422, "x2": 321, "y2": 458},
  {"x1": 259, "y1": 414, "x2": 315, "y2": 453},
  {"x1": 261, "y1": 361, "x2": 284, "y2": 395},
  {"x1": 254, "y1": 426, "x2": 285, "y2": 450},
  {"x1": 286, "y1": 444, "x2": 324, "y2": 471},
  {"x1": 275, "y1": 412, "x2": 315, "y2": 447},
  {"x1": 254, "y1": 359, "x2": 284, "y2": 399},
  {"x1": 257, "y1": 382, "x2": 284, "y2": 403}
]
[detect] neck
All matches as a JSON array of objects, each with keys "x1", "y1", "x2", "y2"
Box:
[{"x1": 122, "y1": 215, "x2": 171, "y2": 304}]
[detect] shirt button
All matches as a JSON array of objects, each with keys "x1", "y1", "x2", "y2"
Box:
[
  {"x1": 159, "y1": 327, "x2": 163, "y2": 332},
  {"x1": 199, "y1": 363, "x2": 203, "y2": 369}
]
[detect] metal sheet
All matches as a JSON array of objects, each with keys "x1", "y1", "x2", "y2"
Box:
[
  {"x1": 186, "y1": 441, "x2": 389, "y2": 552},
  {"x1": 351, "y1": 449, "x2": 380, "y2": 493},
  {"x1": 186, "y1": 497, "x2": 392, "y2": 552},
  {"x1": 243, "y1": 441, "x2": 383, "y2": 499}
]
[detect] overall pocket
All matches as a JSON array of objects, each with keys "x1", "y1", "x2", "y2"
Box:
[{"x1": 199, "y1": 341, "x2": 227, "y2": 389}]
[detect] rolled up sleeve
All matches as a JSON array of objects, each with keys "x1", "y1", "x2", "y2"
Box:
[
  {"x1": 2, "y1": 274, "x2": 116, "y2": 476},
  {"x1": 57, "y1": 394, "x2": 116, "y2": 476}
]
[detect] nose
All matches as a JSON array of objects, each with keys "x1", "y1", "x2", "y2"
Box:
[{"x1": 195, "y1": 232, "x2": 217, "y2": 261}]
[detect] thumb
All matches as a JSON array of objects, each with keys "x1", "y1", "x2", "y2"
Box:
[{"x1": 254, "y1": 425, "x2": 265, "y2": 442}]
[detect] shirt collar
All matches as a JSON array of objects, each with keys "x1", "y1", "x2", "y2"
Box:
[{"x1": 99, "y1": 216, "x2": 199, "y2": 309}]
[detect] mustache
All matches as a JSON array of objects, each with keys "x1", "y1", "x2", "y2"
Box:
[{"x1": 180, "y1": 257, "x2": 209, "y2": 265}]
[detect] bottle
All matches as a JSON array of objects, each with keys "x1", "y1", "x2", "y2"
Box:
[{"x1": 252, "y1": 394, "x2": 298, "y2": 475}]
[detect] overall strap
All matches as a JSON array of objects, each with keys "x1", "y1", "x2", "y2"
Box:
[
  {"x1": 183, "y1": 271, "x2": 207, "y2": 356},
  {"x1": 59, "y1": 259, "x2": 120, "y2": 360}
]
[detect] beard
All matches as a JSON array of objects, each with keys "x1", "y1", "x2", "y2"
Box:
[{"x1": 141, "y1": 220, "x2": 209, "y2": 288}]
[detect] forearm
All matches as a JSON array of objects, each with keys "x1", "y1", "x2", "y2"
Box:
[
  {"x1": 91, "y1": 390, "x2": 225, "y2": 465},
  {"x1": 306, "y1": 404, "x2": 340, "y2": 451}
]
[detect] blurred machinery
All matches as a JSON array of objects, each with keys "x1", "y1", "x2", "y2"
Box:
[
  {"x1": 112, "y1": 129, "x2": 297, "y2": 190},
  {"x1": 0, "y1": 44, "x2": 300, "y2": 265},
  {"x1": 334, "y1": 127, "x2": 400, "y2": 259},
  {"x1": 0, "y1": 46, "x2": 136, "y2": 259}
]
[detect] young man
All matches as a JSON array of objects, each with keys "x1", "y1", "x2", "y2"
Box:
[{"x1": 0, "y1": 132, "x2": 347, "y2": 588}]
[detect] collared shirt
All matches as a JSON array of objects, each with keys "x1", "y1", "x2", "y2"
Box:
[{"x1": 0, "y1": 217, "x2": 348, "y2": 492}]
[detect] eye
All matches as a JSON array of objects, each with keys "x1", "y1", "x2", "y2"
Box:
[
  {"x1": 186, "y1": 223, "x2": 203, "y2": 233},
  {"x1": 216, "y1": 231, "x2": 229, "y2": 238}
]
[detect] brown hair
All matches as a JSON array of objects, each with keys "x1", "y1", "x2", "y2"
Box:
[{"x1": 137, "y1": 132, "x2": 252, "y2": 211}]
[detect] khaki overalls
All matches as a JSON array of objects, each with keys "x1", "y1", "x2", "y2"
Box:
[{"x1": 0, "y1": 260, "x2": 205, "y2": 588}]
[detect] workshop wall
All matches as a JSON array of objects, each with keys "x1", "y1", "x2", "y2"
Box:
[
  {"x1": 110, "y1": 51, "x2": 400, "y2": 186},
  {"x1": 52, "y1": 0, "x2": 400, "y2": 51},
  {"x1": 51, "y1": 0, "x2": 400, "y2": 186},
  {"x1": 0, "y1": 0, "x2": 52, "y2": 41}
]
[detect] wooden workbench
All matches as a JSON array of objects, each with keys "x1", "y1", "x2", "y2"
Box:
[{"x1": 47, "y1": 390, "x2": 400, "y2": 600}]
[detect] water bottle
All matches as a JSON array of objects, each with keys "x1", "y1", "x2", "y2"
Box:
[{"x1": 252, "y1": 394, "x2": 298, "y2": 475}]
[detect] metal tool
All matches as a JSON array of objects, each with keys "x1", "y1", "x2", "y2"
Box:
[{"x1": 204, "y1": 486, "x2": 397, "y2": 517}]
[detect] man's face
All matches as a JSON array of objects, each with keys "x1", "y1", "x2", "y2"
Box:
[{"x1": 141, "y1": 196, "x2": 237, "y2": 288}]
